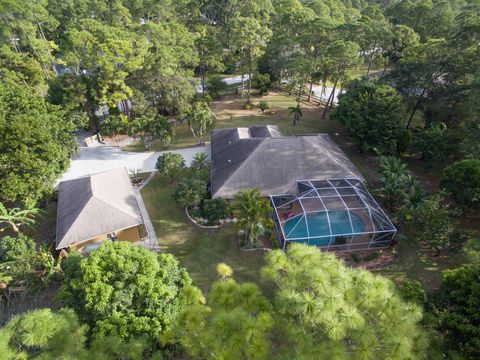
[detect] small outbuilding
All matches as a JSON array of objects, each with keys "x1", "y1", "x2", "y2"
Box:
[{"x1": 56, "y1": 167, "x2": 144, "y2": 253}]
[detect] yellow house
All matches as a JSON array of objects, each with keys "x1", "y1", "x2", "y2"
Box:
[{"x1": 56, "y1": 167, "x2": 145, "y2": 253}]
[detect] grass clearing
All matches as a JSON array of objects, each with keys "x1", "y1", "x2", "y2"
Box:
[
  {"x1": 125, "y1": 92, "x2": 340, "y2": 152},
  {"x1": 141, "y1": 171, "x2": 273, "y2": 295},
  {"x1": 376, "y1": 229, "x2": 468, "y2": 291}
]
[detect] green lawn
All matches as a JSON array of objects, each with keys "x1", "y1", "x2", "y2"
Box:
[
  {"x1": 125, "y1": 92, "x2": 340, "y2": 152},
  {"x1": 141, "y1": 169, "x2": 468, "y2": 295},
  {"x1": 141, "y1": 172, "x2": 273, "y2": 295},
  {"x1": 376, "y1": 229, "x2": 468, "y2": 291}
]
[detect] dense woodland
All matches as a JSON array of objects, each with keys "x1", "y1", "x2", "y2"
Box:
[{"x1": 1, "y1": 0, "x2": 480, "y2": 359}]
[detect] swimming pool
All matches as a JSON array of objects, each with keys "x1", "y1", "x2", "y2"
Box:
[{"x1": 282, "y1": 210, "x2": 366, "y2": 246}]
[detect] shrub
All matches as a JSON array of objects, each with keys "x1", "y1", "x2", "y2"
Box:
[
  {"x1": 351, "y1": 253, "x2": 362, "y2": 263},
  {"x1": 331, "y1": 80, "x2": 407, "y2": 154},
  {"x1": 203, "y1": 198, "x2": 229, "y2": 225},
  {"x1": 363, "y1": 252, "x2": 380, "y2": 262},
  {"x1": 433, "y1": 263, "x2": 480, "y2": 358},
  {"x1": 0, "y1": 235, "x2": 38, "y2": 279},
  {"x1": 414, "y1": 193, "x2": 459, "y2": 255},
  {"x1": 413, "y1": 122, "x2": 456, "y2": 167},
  {"x1": 258, "y1": 100, "x2": 269, "y2": 115},
  {"x1": 251, "y1": 73, "x2": 272, "y2": 95},
  {"x1": 100, "y1": 114, "x2": 129, "y2": 136},
  {"x1": 243, "y1": 102, "x2": 253, "y2": 110},
  {"x1": 441, "y1": 159, "x2": 480, "y2": 208},
  {"x1": 398, "y1": 280, "x2": 427, "y2": 305},
  {"x1": 334, "y1": 236, "x2": 347, "y2": 245},
  {"x1": 174, "y1": 178, "x2": 208, "y2": 208},
  {"x1": 155, "y1": 152, "x2": 185, "y2": 180},
  {"x1": 447, "y1": 230, "x2": 471, "y2": 253},
  {"x1": 205, "y1": 75, "x2": 228, "y2": 99}
]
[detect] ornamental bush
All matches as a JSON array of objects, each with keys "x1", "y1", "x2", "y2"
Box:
[
  {"x1": 155, "y1": 152, "x2": 186, "y2": 180},
  {"x1": 203, "y1": 198, "x2": 229, "y2": 225},
  {"x1": 441, "y1": 159, "x2": 480, "y2": 208},
  {"x1": 174, "y1": 178, "x2": 208, "y2": 208}
]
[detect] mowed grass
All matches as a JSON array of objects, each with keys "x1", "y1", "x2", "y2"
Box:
[
  {"x1": 126, "y1": 92, "x2": 340, "y2": 151},
  {"x1": 376, "y1": 229, "x2": 468, "y2": 291},
  {"x1": 141, "y1": 171, "x2": 273, "y2": 295}
]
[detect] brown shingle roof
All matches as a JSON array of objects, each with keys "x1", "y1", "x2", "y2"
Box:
[
  {"x1": 211, "y1": 126, "x2": 363, "y2": 198},
  {"x1": 56, "y1": 167, "x2": 143, "y2": 249}
]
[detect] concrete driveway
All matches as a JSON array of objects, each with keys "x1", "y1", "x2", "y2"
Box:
[{"x1": 58, "y1": 145, "x2": 210, "y2": 183}]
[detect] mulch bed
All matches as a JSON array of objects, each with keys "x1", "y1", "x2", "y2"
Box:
[{"x1": 336, "y1": 245, "x2": 398, "y2": 270}]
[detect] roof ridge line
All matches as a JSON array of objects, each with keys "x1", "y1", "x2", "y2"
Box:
[
  {"x1": 212, "y1": 138, "x2": 266, "y2": 197},
  {"x1": 92, "y1": 193, "x2": 142, "y2": 223},
  {"x1": 57, "y1": 196, "x2": 95, "y2": 248},
  {"x1": 58, "y1": 195, "x2": 143, "y2": 248},
  {"x1": 303, "y1": 136, "x2": 355, "y2": 174}
]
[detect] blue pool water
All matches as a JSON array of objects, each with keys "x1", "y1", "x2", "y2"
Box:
[{"x1": 282, "y1": 210, "x2": 366, "y2": 246}]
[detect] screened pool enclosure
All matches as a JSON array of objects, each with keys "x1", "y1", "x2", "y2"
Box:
[{"x1": 270, "y1": 178, "x2": 396, "y2": 251}]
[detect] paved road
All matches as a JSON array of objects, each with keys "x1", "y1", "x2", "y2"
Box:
[
  {"x1": 58, "y1": 145, "x2": 210, "y2": 184},
  {"x1": 196, "y1": 74, "x2": 250, "y2": 93},
  {"x1": 310, "y1": 85, "x2": 342, "y2": 105}
]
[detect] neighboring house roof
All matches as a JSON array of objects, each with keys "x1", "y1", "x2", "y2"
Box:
[
  {"x1": 56, "y1": 167, "x2": 143, "y2": 250},
  {"x1": 211, "y1": 125, "x2": 363, "y2": 198}
]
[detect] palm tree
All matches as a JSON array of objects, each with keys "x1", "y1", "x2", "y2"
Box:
[
  {"x1": 0, "y1": 203, "x2": 44, "y2": 234},
  {"x1": 376, "y1": 156, "x2": 412, "y2": 212},
  {"x1": 231, "y1": 189, "x2": 273, "y2": 247},
  {"x1": 181, "y1": 101, "x2": 215, "y2": 145},
  {"x1": 397, "y1": 179, "x2": 425, "y2": 222},
  {"x1": 191, "y1": 152, "x2": 210, "y2": 172},
  {"x1": 150, "y1": 116, "x2": 175, "y2": 149},
  {"x1": 288, "y1": 104, "x2": 302, "y2": 126},
  {"x1": 378, "y1": 156, "x2": 409, "y2": 177}
]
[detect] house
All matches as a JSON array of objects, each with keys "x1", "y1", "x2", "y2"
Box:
[
  {"x1": 210, "y1": 125, "x2": 396, "y2": 251},
  {"x1": 210, "y1": 125, "x2": 362, "y2": 198},
  {"x1": 56, "y1": 167, "x2": 145, "y2": 253}
]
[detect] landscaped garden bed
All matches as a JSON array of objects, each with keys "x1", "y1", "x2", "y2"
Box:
[{"x1": 337, "y1": 245, "x2": 398, "y2": 270}]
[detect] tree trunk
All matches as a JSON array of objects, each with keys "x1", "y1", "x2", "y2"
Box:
[
  {"x1": 308, "y1": 79, "x2": 314, "y2": 102},
  {"x1": 320, "y1": 80, "x2": 326, "y2": 103},
  {"x1": 86, "y1": 105, "x2": 100, "y2": 133},
  {"x1": 322, "y1": 77, "x2": 339, "y2": 119},
  {"x1": 307, "y1": 52, "x2": 319, "y2": 102},
  {"x1": 381, "y1": 60, "x2": 389, "y2": 78},
  {"x1": 247, "y1": 48, "x2": 252, "y2": 103},
  {"x1": 406, "y1": 87, "x2": 427, "y2": 129},
  {"x1": 201, "y1": 62, "x2": 206, "y2": 96},
  {"x1": 321, "y1": 89, "x2": 334, "y2": 119},
  {"x1": 367, "y1": 40, "x2": 377, "y2": 77},
  {"x1": 328, "y1": 81, "x2": 338, "y2": 111}
]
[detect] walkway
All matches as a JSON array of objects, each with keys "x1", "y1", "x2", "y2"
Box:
[{"x1": 133, "y1": 187, "x2": 160, "y2": 252}]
